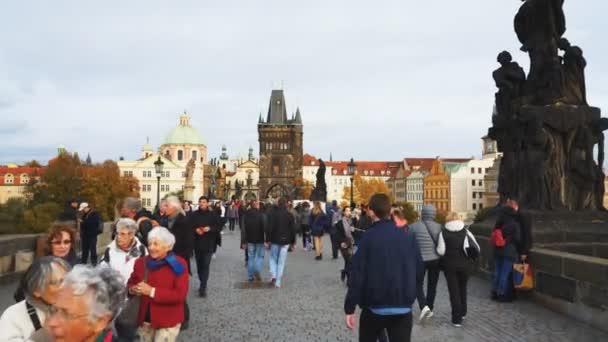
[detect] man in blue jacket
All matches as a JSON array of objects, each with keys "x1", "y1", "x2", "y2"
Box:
[{"x1": 344, "y1": 193, "x2": 423, "y2": 342}]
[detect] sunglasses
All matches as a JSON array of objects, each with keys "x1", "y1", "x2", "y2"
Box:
[{"x1": 51, "y1": 240, "x2": 72, "y2": 246}]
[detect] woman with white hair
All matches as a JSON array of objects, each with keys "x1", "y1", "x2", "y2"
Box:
[
  {"x1": 101, "y1": 218, "x2": 147, "y2": 284},
  {"x1": 0, "y1": 256, "x2": 71, "y2": 341},
  {"x1": 127, "y1": 227, "x2": 189, "y2": 342},
  {"x1": 46, "y1": 264, "x2": 126, "y2": 342}
]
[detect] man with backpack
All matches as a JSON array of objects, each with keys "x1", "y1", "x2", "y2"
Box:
[
  {"x1": 408, "y1": 204, "x2": 442, "y2": 322},
  {"x1": 491, "y1": 203, "x2": 521, "y2": 302}
]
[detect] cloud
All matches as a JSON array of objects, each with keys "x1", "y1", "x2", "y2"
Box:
[{"x1": 0, "y1": 0, "x2": 606, "y2": 163}]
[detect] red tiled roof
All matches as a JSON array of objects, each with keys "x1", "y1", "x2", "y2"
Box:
[
  {"x1": 327, "y1": 161, "x2": 401, "y2": 177},
  {"x1": 0, "y1": 166, "x2": 45, "y2": 185},
  {"x1": 303, "y1": 153, "x2": 318, "y2": 166}
]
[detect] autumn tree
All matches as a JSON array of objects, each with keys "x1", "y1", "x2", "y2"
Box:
[
  {"x1": 20, "y1": 150, "x2": 139, "y2": 233},
  {"x1": 294, "y1": 177, "x2": 314, "y2": 200},
  {"x1": 342, "y1": 174, "x2": 394, "y2": 205}
]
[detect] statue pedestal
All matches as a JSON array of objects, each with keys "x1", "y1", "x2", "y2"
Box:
[
  {"x1": 497, "y1": 104, "x2": 603, "y2": 210},
  {"x1": 470, "y1": 210, "x2": 608, "y2": 333},
  {"x1": 183, "y1": 185, "x2": 195, "y2": 203}
]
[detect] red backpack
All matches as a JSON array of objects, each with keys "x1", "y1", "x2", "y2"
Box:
[{"x1": 490, "y1": 226, "x2": 506, "y2": 247}]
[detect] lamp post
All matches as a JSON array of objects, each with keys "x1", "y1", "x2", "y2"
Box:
[
  {"x1": 347, "y1": 158, "x2": 357, "y2": 209},
  {"x1": 154, "y1": 156, "x2": 164, "y2": 211}
]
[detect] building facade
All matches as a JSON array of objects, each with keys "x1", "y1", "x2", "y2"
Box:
[
  {"x1": 406, "y1": 169, "x2": 426, "y2": 212},
  {"x1": 0, "y1": 165, "x2": 43, "y2": 204},
  {"x1": 258, "y1": 89, "x2": 304, "y2": 200},
  {"x1": 424, "y1": 159, "x2": 451, "y2": 212},
  {"x1": 118, "y1": 112, "x2": 207, "y2": 210},
  {"x1": 446, "y1": 158, "x2": 495, "y2": 219}
]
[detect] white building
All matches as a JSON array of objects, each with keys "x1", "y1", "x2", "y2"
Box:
[
  {"x1": 406, "y1": 168, "x2": 426, "y2": 212},
  {"x1": 446, "y1": 158, "x2": 496, "y2": 220},
  {"x1": 118, "y1": 112, "x2": 207, "y2": 210}
]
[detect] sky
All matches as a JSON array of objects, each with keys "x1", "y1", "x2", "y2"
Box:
[{"x1": 1, "y1": 0, "x2": 607, "y2": 164}]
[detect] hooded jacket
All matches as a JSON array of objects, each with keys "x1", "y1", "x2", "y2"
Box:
[
  {"x1": 437, "y1": 220, "x2": 480, "y2": 270},
  {"x1": 408, "y1": 205, "x2": 442, "y2": 262}
]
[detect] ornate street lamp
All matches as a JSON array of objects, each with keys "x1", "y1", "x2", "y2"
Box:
[
  {"x1": 348, "y1": 158, "x2": 357, "y2": 209},
  {"x1": 154, "y1": 156, "x2": 164, "y2": 210}
]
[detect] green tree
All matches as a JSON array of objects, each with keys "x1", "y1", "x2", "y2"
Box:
[
  {"x1": 0, "y1": 198, "x2": 27, "y2": 234},
  {"x1": 19, "y1": 202, "x2": 62, "y2": 233}
]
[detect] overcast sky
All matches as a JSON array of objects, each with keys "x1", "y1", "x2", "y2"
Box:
[{"x1": 1, "y1": 0, "x2": 606, "y2": 164}]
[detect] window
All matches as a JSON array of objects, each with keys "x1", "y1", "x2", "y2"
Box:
[
  {"x1": 473, "y1": 203, "x2": 477, "y2": 210},
  {"x1": 478, "y1": 168, "x2": 482, "y2": 174},
  {"x1": 470, "y1": 168, "x2": 474, "y2": 174},
  {"x1": 471, "y1": 180, "x2": 475, "y2": 186},
  {"x1": 123, "y1": 171, "x2": 133, "y2": 177},
  {"x1": 192, "y1": 150, "x2": 197, "y2": 160},
  {"x1": 142, "y1": 171, "x2": 147, "y2": 178},
  {"x1": 4, "y1": 173, "x2": 14, "y2": 184},
  {"x1": 479, "y1": 180, "x2": 483, "y2": 186},
  {"x1": 20, "y1": 174, "x2": 29, "y2": 184},
  {"x1": 479, "y1": 203, "x2": 483, "y2": 209},
  {"x1": 177, "y1": 150, "x2": 183, "y2": 161},
  {"x1": 479, "y1": 192, "x2": 483, "y2": 199}
]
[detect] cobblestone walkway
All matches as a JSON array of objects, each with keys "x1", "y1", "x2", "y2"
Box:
[{"x1": 1, "y1": 232, "x2": 606, "y2": 341}]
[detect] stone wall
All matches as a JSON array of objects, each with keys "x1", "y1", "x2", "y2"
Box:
[
  {"x1": 0, "y1": 223, "x2": 114, "y2": 285},
  {"x1": 470, "y1": 219, "x2": 608, "y2": 333}
]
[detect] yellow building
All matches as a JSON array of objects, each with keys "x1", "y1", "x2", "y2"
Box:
[
  {"x1": 0, "y1": 165, "x2": 43, "y2": 204},
  {"x1": 424, "y1": 159, "x2": 450, "y2": 212}
]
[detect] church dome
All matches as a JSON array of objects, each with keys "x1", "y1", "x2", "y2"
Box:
[{"x1": 163, "y1": 112, "x2": 206, "y2": 146}]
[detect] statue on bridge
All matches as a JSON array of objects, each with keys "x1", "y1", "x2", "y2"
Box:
[{"x1": 489, "y1": 0, "x2": 607, "y2": 210}]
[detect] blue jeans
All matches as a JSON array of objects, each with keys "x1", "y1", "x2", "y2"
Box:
[
  {"x1": 247, "y1": 243, "x2": 265, "y2": 279},
  {"x1": 493, "y1": 255, "x2": 513, "y2": 297},
  {"x1": 269, "y1": 244, "x2": 289, "y2": 286}
]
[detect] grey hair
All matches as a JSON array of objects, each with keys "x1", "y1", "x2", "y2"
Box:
[
  {"x1": 122, "y1": 197, "x2": 142, "y2": 212},
  {"x1": 20, "y1": 256, "x2": 71, "y2": 308},
  {"x1": 63, "y1": 264, "x2": 126, "y2": 322},
  {"x1": 147, "y1": 227, "x2": 175, "y2": 250},
  {"x1": 115, "y1": 218, "x2": 138, "y2": 234},
  {"x1": 165, "y1": 196, "x2": 185, "y2": 216}
]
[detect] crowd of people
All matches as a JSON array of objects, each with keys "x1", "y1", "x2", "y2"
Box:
[{"x1": 0, "y1": 192, "x2": 532, "y2": 342}]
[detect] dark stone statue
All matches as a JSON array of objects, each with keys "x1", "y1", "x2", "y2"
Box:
[
  {"x1": 493, "y1": 51, "x2": 526, "y2": 117},
  {"x1": 514, "y1": 0, "x2": 565, "y2": 104},
  {"x1": 489, "y1": 0, "x2": 605, "y2": 211},
  {"x1": 310, "y1": 159, "x2": 327, "y2": 202},
  {"x1": 235, "y1": 180, "x2": 243, "y2": 199},
  {"x1": 559, "y1": 38, "x2": 587, "y2": 105}
]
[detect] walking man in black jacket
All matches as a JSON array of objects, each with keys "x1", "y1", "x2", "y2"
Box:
[
  {"x1": 241, "y1": 199, "x2": 266, "y2": 281},
  {"x1": 190, "y1": 196, "x2": 221, "y2": 297},
  {"x1": 265, "y1": 197, "x2": 296, "y2": 288}
]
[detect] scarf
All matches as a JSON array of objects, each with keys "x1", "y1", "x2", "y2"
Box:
[{"x1": 146, "y1": 252, "x2": 185, "y2": 276}]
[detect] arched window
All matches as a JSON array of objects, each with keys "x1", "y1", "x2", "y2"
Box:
[
  {"x1": 192, "y1": 150, "x2": 197, "y2": 161},
  {"x1": 20, "y1": 174, "x2": 29, "y2": 184},
  {"x1": 177, "y1": 150, "x2": 183, "y2": 161},
  {"x1": 4, "y1": 173, "x2": 14, "y2": 184}
]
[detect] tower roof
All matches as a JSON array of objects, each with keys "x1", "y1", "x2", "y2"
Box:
[
  {"x1": 266, "y1": 90, "x2": 288, "y2": 124},
  {"x1": 294, "y1": 107, "x2": 302, "y2": 124}
]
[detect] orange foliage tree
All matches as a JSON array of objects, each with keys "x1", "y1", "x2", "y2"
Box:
[{"x1": 342, "y1": 174, "x2": 394, "y2": 205}]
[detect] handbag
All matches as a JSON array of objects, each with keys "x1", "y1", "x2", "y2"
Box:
[
  {"x1": 115, "y1": 260, "x2": 148, "y2": 330},
  {"x1": 513, "y1": 262, "x2": 534, "y2": 290},
  {"x1": 464, "y1": 228, "x2": 480, "y2": 261}
]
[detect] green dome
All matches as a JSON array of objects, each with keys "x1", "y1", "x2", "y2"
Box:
[{"x1": 163, "y1": 113, "x2": 206, "y2": 145}]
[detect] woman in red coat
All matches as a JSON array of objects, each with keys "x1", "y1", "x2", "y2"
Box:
[{"x1": 127, "y1": 227, "x2": 189, "y2": 342}]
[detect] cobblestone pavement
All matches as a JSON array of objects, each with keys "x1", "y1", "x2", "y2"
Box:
[{"x1": 1, "y1": 231, "x2": 607, "y2": 341}]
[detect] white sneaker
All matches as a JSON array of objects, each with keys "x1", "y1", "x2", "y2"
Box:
[
  {"x1": 419, "y1": 306, "x2": 431, "y2": 322},
  {"x1": 452, "y1": 323, "x2": 462, "y2": 328},
  {"x1": 427, "y1": 310, "x2": 434, "y2": 319}
]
